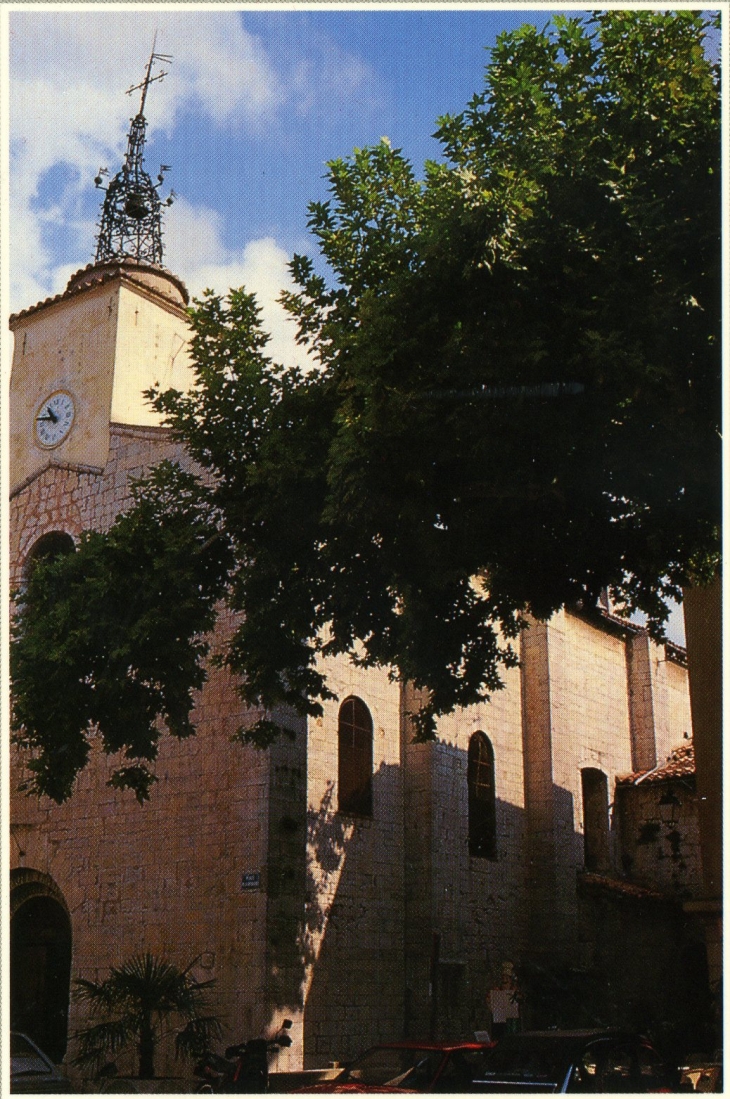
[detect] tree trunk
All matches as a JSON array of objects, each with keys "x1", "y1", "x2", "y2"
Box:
[{"x1": 138, "y1": 1018, "x2": 156, "y2": 1079}]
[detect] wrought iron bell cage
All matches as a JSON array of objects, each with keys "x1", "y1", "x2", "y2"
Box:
[{"x1": 94, "y1": 42, "x2": 174, "y2": 266}]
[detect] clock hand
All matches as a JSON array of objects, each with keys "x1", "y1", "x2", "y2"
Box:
[{"x1": 37, "y1": 408, "x2": 58, "y2": 423}]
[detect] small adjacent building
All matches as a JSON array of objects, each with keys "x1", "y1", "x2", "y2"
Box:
[{"x1": 616, "y1": 741, "x2": 701, "y2": 900}]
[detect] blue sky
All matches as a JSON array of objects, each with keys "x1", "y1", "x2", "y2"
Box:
[
  {"x1": 9, "y1": 7, "x2": 718, "y2": 352},
  {"x1": 10, "y1": 5, "x2": 714, "y2": 643},
  {"x1": 10, "y1": 6, "x2": 585, "y2": 349}
]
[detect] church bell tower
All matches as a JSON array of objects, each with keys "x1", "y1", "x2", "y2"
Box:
[{"x1": 9, "y1": 43, "x2": 193, "y2": 495}]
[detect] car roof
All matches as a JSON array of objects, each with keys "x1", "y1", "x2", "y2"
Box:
[
  {"x1": 504, "y1": 1029, "x2": 644, "y2": 1041},
  {"x1": 11, "y1": 1032, "x2": 55, "y2": 1063},
  {"x1": 373, "y1": 1041, "x2": 491, "y2": 1052}
]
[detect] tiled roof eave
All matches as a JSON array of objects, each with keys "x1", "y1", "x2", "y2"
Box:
[
  {"x1": 577, "y1": 871, "x2": 679, "y2": 904},
  {"x1": 616, "y1": 744, "x2": 695, "y2": 787},
  {"x1": 9, "y1": 262, "x2": 189, "y2": 325},
  {"x1": 565, "y1": 605, "x2": 688, "y2": 663}
]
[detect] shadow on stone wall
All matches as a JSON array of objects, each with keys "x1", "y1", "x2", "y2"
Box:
[
  {"x1": 301, "y1": 764, "x2": 405, "y2": 1064},
  {"x1": 260, "y1": 738, "x2": 714, "y2": 1067}
]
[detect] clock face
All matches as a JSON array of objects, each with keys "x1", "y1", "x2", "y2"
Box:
[{"x1": 35, "y1": 390, "x2": 75, "y2": 448}]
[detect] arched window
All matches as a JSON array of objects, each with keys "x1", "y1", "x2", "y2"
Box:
[
  {"x1": 23, "y1": 531, "x2": 75, "y2": 585},
  {"x1": 582, "y1": 767, "x2": 610, "y2": 872},
  {"x1": 468, "y1": 732, "x2": 497, "y2": 859},
  {"x1": 338, "y1": 696, "x2": 373, "y2": 817}
]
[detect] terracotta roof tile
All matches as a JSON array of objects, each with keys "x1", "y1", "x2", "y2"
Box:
[
  {"x1": 9, "y1": 259, "x2": 189, "y2": 324},
  {"x1": 577, "y1": 872, "x2": 669, "y2": 902},
  {"x1": 617, "y1": 742, "x2": 695, "y2": 786}
]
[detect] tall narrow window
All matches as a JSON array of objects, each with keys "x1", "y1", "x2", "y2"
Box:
[
  {"x1": 582, "y1": 767, "x2": 610, "y2": 872},
  {"x1": 338, "y1": 696, "x2": 373, "y2": 817},
  {"x1": 468, "y1": 732, "x2": 497, "y2": 859}
]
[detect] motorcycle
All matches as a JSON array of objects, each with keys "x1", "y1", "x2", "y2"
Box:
[{"x1": 194, "y1": 1020, "x2": 293, "y2": 1093}]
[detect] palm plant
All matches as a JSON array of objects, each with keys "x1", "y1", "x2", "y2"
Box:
[{"x1": 72, "y1": 953, "x2": 222, "y2": 1079}]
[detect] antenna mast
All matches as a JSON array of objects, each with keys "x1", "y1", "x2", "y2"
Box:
[{"x1": 94, "y1": 38, "x2": 175, "y2": 265}]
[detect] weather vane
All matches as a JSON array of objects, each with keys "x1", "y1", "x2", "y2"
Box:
[{"x1": 93, "y1": 36, "x2": 175, "y2": 265}]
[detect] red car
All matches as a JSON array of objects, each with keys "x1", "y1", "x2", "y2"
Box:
[{"x1": 296, "y1": 1040, "x2": 495, "y2": 1093}]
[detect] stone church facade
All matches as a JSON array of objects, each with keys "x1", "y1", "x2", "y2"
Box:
[{"x1": 9, "y1": 253, "x2": 709, "y2": 1082}]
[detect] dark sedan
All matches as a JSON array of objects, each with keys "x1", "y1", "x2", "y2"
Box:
[
  {"x1": 297, "y1": 1040, "x2": 495, "y2": 1092},
  {"x1": 11, "y1": 1032, "x2": 73, "y2": 1093},
  {"x1": 472, "y1": 1029, "x2": 674, "y2": 1093}
]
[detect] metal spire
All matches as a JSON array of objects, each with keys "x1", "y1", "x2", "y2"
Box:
[{"x1": 94, "y1": 38, "x2": 175, "y2": 265}]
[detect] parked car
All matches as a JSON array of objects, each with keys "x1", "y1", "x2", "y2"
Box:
[
  {"x1": 11, "y1": 1032, "x2": 73, "y2": 1093},
  {"x1": 471, "y1": 1029, "x2": 674, "y2": 1093},
  {"x1": 678, "y1": 1052, "x2": 722, "y2": 1092},
  {"x1": 296, "y1": 1040, "x2": 495, "y2": 1093}
]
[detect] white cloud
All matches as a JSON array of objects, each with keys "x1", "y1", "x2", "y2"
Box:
[
  {"x1": 290, "y1": 37, "x2": 377, "y2": 120},
  {"x1": 164, "y1": 198, "x2": 309, "y2": 370},
  {"x1": 10, "y1": 11, "x2": 282, "y2": 133},
  {"x1": 8, "y1": 8, "x2": 375, "y2": 372},
  {"x1": 174, "y1": 18, "x2": 283, "y2": 127},
  {"x1": 8, "y1": 10, "x2": 286, "y2": 312}
]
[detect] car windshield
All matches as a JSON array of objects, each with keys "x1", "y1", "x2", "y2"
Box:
[
  {"x1": 10, "y1": 1033, "x2": 53, "y2": 1075},
  {"x1": 480, "y1": 1037, "x2": 578, "y2": 1084},
  {"x1": 340, "y1": 1046, "x2": 444, "y2": 1088}
]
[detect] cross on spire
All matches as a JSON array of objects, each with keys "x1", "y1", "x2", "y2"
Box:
[{"x1": 94, "y1": 39, "x2": 175, "y2": 265}]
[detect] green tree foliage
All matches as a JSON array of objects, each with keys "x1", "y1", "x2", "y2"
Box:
[
  {"x1": 11, "y1": 11, "x2": 720, "y2": 800},
  {"x1": 73, "y1": 953, "x2": 222, "y2": 1079},
  {"x1": 11, "y1": 464, "x2": 232, "y2": 802}
]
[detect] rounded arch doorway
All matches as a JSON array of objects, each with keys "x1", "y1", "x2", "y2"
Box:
[{"x1": 11, "y1": 870, "x2": 72, "y2": 1063}]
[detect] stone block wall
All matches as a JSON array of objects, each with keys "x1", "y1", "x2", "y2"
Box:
[
  {"x1": 263, "y1": 711, "x2": 309, "y2": 1072},
  {"x1": 519, "y1": 618, "x2": 561, "y2": 961},
  {"x1": 9, "y1": 427, "x2": 298, "y2": 1078},
  {"x1": 575, "y1": 880, "x2": 714, "y2": 1056},
  {"x1": 303, "y1": 653, "x2": 404, "y2": 1065},
  {"x1": 537, "y1": 612, "x2": 636, "y2": 949},
  {"x1": 10, "y1": 424, "x2": 190, "y2": 587},
  {"x1": 617, "y1": 780, "x2": 702, "y2": 899},
  {"x1": 660, "y1": 653, "x2": 694, "y2": 759},
  {"x1": 423, "y1": 667, "x2": 527, "y2": 1039},
  {"x1": 549, "y1": 613, "x2": 636, "y2": 799},
  {"x1": 402, "y1": 685, "x2": 435, "y2": 1039},
  {"x1": 521, "y1": 614, "x2": 619, "y2": 961},
  {"x1": 626, "y1": 632, "x2": 692, "y2": 773},
  {"x1": 11, "y1": 661, "x2": 277, "y2": 1080},
  {"x1": 10, "y1": 417, "x2": 699, "y2": 1075}
]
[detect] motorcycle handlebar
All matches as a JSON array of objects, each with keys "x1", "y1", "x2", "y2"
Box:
[
  {"x1": 224, "y1": 1030, "x2": 293, "y2": 1060},
  {"x1": 221, "y1": 1021, "x2": 293, "y2": 1058}
]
